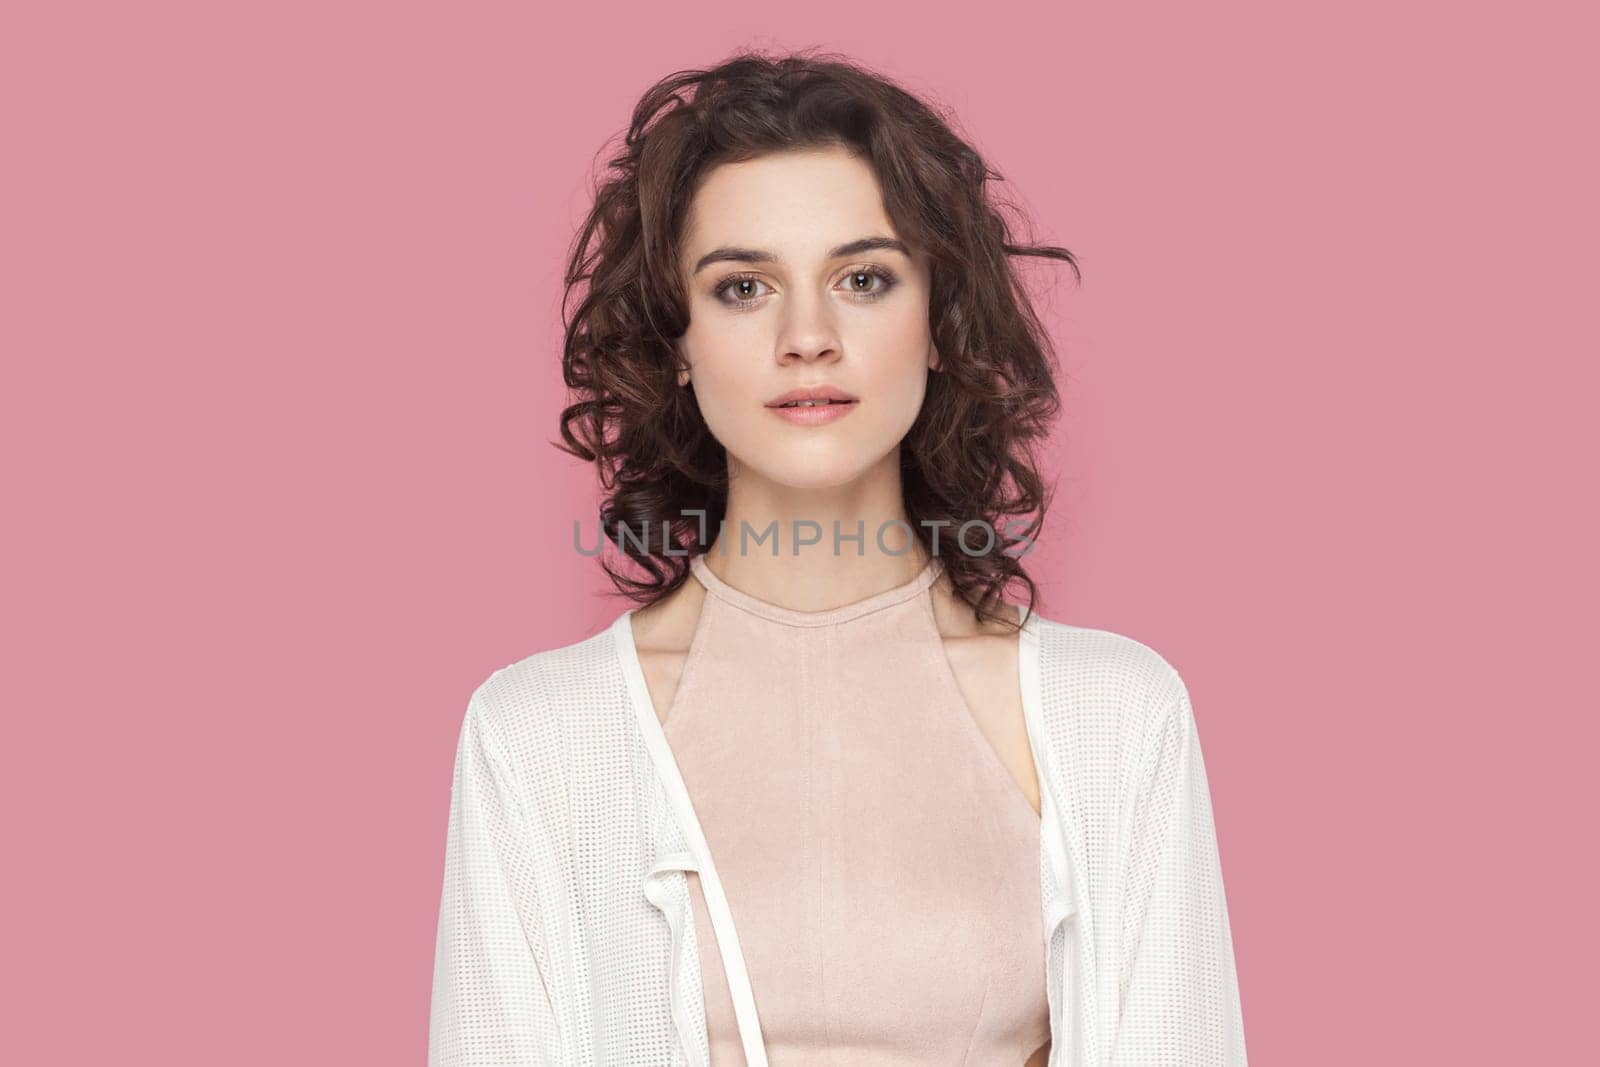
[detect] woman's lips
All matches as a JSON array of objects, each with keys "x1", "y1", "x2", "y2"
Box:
[{"x1": 766, "y1": 399, "x2": 858, "y2": 425}]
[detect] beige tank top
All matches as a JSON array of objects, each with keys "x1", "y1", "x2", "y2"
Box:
[{"x1": 660, "y1": 552, "x2": 1050, "y2": 1064}]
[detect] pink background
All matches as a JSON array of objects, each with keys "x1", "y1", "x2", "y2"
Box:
[{"x1": 6, "y1": 2, "x2": 1595, "y2": 1063}]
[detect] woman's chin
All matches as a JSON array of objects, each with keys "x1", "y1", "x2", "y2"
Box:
[{"x1": 730, "y1": 454, "x2": 877, "y2": 494}]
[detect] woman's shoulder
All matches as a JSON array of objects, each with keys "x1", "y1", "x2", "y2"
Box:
[
  {"x1": 460, "y1": 616, "x2": 635, "y2": 754},
  {"x1": 1024, "y1": 610, "x2": 1193, "y2": 759}
]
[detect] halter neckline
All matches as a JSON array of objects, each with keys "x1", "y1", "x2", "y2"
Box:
[{"x1": 688, "y1": 553, "x2": 943, "y2": 628}]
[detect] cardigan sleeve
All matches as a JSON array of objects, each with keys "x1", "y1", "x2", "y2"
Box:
[
  {"x1": 428, "y1": 686, "x2": 563, "y2": 1066},
  {"x1": 1109, "y1": 672, "x2": 1248, "y2": 1065}
]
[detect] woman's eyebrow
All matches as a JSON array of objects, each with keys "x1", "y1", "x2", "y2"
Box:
[{"x1": 691, "y1": 235, "x2": 910, "y2": 275}]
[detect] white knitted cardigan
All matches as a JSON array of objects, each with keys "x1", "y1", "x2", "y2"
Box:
[{"x1": 428, "y1": 604, "x2": 1248, "y2": 1065}]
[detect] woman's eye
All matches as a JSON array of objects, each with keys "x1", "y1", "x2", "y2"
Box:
[
  {"x1": 712, "y1": 266, "x2": 898, "y2": 308},
  {"x1": 842, "y1": 267, "x2": 897, "y2": 298},
  {"x1": 714, "y1": 276, "x2": 770, "y2": 306}
]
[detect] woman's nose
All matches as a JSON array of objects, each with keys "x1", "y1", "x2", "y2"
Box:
[{"x1": 776, "y1": 292, "x2": 841, "y2": 364}]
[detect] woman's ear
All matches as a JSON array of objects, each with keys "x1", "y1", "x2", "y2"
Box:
[{"x1": 928, "y1": 342, "x2": 942, "y2": 372}]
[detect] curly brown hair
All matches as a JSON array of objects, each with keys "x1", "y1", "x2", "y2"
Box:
[{"x1": 556, "y1": 47, "x2": 1079, "y2": 629}]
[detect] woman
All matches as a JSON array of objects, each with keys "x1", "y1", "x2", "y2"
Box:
[{"x1": 429, "y1": 50, "x2": 1247, "y2": 1066}]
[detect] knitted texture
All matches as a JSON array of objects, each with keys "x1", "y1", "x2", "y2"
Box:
[{"x1": 428, "y1": 608, "x2": 1247, "y2": 1065}]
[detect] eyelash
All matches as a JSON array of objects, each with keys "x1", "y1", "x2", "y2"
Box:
[{"x1": 711, "y1": 266, "x2": 900, "y2": 309}]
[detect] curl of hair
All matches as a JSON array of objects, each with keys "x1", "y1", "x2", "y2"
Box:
[{"x1": 557, "y1": 47, "x2": 1079, "y2": 629}]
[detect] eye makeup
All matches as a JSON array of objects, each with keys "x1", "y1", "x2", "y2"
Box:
[{"x1": 711, "y1": 265, "x2": 900, "y2": 310}]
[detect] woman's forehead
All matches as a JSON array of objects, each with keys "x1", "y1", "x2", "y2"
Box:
[{"x1": 682, "y1": 149, "x2": 896, "y2": 256}]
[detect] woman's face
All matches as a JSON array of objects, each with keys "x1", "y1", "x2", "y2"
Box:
[{"x1": 675, "y1": 145, "x2": 938, "y2": 492}]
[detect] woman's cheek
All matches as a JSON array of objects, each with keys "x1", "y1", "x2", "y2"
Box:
[{"x1": 696, "y1": 370, "x2": 766, "y2": 451}]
